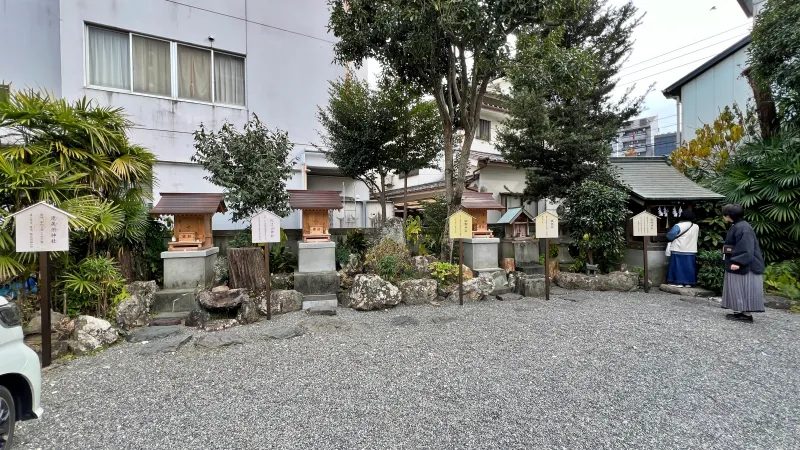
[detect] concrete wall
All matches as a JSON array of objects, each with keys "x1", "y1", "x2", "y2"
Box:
[
  {"x1": 3, "y1": 0, "x2": 369, "y2": 231},
  {"x1": 0, "y1": 0, "x2": 62, "y2": 96},
  {"x1": 679, "y1": 45, "x2": 752, "y2": 144},
  {"x1": 623, "y1": 248, "x2": 669, "y2": 286}
]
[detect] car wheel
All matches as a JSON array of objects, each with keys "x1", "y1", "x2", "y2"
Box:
[{"x1": 0, "y1": 386, "x2": 14, "y2": 450}]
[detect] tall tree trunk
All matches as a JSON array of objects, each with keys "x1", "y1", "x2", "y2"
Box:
[
  {"x1": 403, "y1": 173, "x2": 408, "y2": 220},
  {"x1": 379, "y1": 173, "x2": 387, "y2": 226},
  {"x1": 743, "y1": 68, "x2": 780, "y2": 139}
]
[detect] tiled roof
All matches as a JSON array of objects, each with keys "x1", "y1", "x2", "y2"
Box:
[
  {"x1": 288, "y1": 190, "x2": 343, "y2": 210},
  {"x1": 150, "y1": 193, "x2": 226, "y2": 215},
  {"x1": 611, "y1": 157, "x2": 724, "y2": 201},
  {"x1": 461, "y1": 190, "x2": 505, "y2": 210}
]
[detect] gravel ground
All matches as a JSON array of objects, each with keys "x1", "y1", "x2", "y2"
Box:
[{"x1": 15, "y1": 291, "x2": 800, "y2": 449}]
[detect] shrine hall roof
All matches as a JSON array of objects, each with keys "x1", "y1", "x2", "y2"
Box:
[
  {"x1": 150, "y1": 193, "x2": 226, "y2": 216},
  {"x1": 611, "y1": 157, "x2": 724, "y2": 201},
  {"x1": 461, "y1": 191, "x2": 506, "y2": 210},
  {"x1": 288, "y1": 190, "x2": 343, "y2": 210}
]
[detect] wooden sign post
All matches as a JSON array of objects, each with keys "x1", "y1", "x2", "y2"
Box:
[
  {"x1": 534, "y1": 211, "x2": 559, "y2": 301},
  {"x1": 631, "y1": 211, "x2": 658, "y2": 293},
  {"x1": 11, "y1": 202, "x2": 74, "y2": 368},
  {"x1": 448, "y1": 210, "x2": 473, "y2": 306},
  {"x1": 252, "y1": 210, "x2": 282, "y2": 320}
]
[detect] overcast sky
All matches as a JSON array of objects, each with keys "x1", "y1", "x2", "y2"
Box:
[{"x1": 366, "y1": 0, "x2": 752, "y2": 135}]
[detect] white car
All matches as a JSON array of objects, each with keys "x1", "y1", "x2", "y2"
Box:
[{"x1": 0, "y1": 296, "x2": 42, "y2": 449}]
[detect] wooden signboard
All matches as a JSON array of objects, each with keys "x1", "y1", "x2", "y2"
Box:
[
  {"x1": 11, "y1": 202, "x2": 75, "y2": 368},
  {"x1": 534, "y1": 211, "x2": 559, "y2": 301},
  {"x1": 447, "y1": 210, "x2": 474, "y2": 306},
  {"x1": 251, "y1": 210, "x2": 281, "y2": 321},
  {"x1": 631, "y1": 211, "x2": 658, "y2": 293}
]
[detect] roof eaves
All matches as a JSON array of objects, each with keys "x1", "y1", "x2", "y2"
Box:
[{"x1": 662, "y1": 34, "x2": 752, "y2": 98}]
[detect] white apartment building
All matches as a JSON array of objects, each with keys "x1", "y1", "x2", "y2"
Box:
[
  {"x1": 0, "y1": 0, "x2": 380, "y2": 231},
  {"x1": 611, "y1": 116, "x2": 660, "y2": 157}
]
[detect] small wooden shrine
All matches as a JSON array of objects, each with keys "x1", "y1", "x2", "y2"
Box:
[
  {"x1": 288, "y1": 190, "x2": 343, "y2": 243},
  {"x1": 461, "y1": 190, "x2": 505, "y2": 238},
  {"x1": 149, "y1": 193, "x2": 226, "y2": 251},
  {"x1": 496, "y1": 207, "x2": 535, "y2": 239}
]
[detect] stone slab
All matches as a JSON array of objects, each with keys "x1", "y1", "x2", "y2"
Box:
[
  {"x1": 303, "y1": 294, "x2": 338, "y2": 311},
  {"x1": 126, "y1": 325, "x2": 182, "y2": 343},
  {"x1": 265, "y1": 325, "x2": 305, "y2": 340},
  {"x1": 462, "y1": 238, "x2": 500, "y2": 271},
  {"x1": 476, "y1": 268, "x2": 510, "y2": 296},
  {"x1": 194, "y1": 335, "x2": 244, "y2": 349},
  {"x1": 152, "y1": 289, "x2": 197, "y2": 313},
  {"x1": 307, "y1": 304, "x2": 337, "y2": 316},
  {"x1": 659, "y1": 284, "x2": 716, "y2": 298},
  {"x1": 293, "y1": 271, "x2": 339, "y2": 296},
  {"x1": 162, "y1": 248, "x2": 218, "y2": 290},
  {"x1": 765, "y1": 295, "x2": 793, "y2": 310},
  {"x1": 298, "y1": 242, "x2": 336, "y2": 273},
  {"x1": 138, "y1": 335, "x2": 192, "y2": 355}
]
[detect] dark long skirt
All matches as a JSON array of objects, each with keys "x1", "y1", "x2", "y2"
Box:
[
  {"x1": 667, "y1": 253, "x2": 697, "y2": 286},
  {"x1": 722, "y1": 271, "x2": 765, "y2": 312}
]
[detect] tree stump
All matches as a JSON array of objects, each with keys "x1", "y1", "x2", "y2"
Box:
[{"x1": 227, "y1": 247, "x2": 267, "y2": 292}]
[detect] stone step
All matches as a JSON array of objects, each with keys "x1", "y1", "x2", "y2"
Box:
[
  {"x1": 153, "y1": 289, "x2": 197, "y2": 313},
  {"x1": 302, "y1": 294, "x2": 338, "y2": 310},
  {"x1": 517, "y1": 264, "x2": 546, "y2": 275},
  {"x1": 150, "y1": 311, "x2": 191, "y2": 326},
  {"x1": 294, "y1": 271, "x2": 339, "y2": 296}
]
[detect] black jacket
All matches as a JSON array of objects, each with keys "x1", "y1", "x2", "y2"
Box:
[{"x1": 723, "y1": 220, "x2": 765, "y2": 275}]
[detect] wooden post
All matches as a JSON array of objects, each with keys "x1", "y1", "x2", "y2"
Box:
[
  {"x1": 265, "y1": 243, "x2": 272, "y2": 320},
  {"x1": 643, "y1": 236, "x2": 650, "y2": 293},
  {"x1": 459, "y1": 239, "x2": 464, "y2": 306},
  {"x1": 39, "y1": 251, "x2": 51, "y2": 368},
  {"x1": 403, "y1": 174, "x2": 408, "y2": 220},
  {"x1": 544, "y1": 238, "x2": 550, "y2": 301}
]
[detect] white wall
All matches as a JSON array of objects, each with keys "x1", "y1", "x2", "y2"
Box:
[
  {"x1": 476, "y1": 165, "x2": 536, "y2": 223},
  {"x1": 680, "y1": 46, "x2": 752, "y2": 143}
]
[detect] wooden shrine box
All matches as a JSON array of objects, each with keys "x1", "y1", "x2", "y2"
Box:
[
  {"x1": 288, "y1": 190, "x2": 344, "y2": 243},
  {"x1": 149, "y1": 193, "x2": 227, "y2": 251},
  {"x1": 462, "y1": 191, "x2": 505, "y2": 238},
  {"x1": 496, "y1": 207, "x2": 535, "y2": 239}
]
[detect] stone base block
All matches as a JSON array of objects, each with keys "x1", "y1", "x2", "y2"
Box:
[
  {"x1": 153, "y1": 289, "x2": 197, "y2": 313},
  {"x1": 462, "y1": 238, "x2": 500, "y2": 271},
  {"x1": 161, "y1": 247, "x2": 219, "y2": 290},
  {"x1": 476, "y1": 268, "x2": 510, "y2": 296},
  {"x1": 294, "y1": 271, "x2": 340, "y2": 296},
  {"x1": 302, "y1": 294, "x2": 338, "y2": 310},
  {"x1": 298, "y1": 242, "x2": 336, "y2": 273}
]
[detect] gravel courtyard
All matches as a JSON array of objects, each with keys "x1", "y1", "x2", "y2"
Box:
[{"x1": 15, "y1": 292, "x2": 800, "y2": 449}]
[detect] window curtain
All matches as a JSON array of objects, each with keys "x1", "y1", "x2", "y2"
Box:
[
  {"x1": 132, "y1": 36, "x2": 171, "y2": 96},
  {"x1": 88, "y1": 27, "x2": 130, "y2": 89},
  {"x1": 177, "y1": 45, "x2": 211, "y2": 102},
  {"x1": 214, "y1": 53, "x2": 245, "y2": 106}
]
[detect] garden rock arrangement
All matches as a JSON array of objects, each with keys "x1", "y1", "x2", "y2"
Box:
[
  {"x1": 198, "y1": 288, "x2": 247, "y2": 311},
  {"x1": 115, "y1": 281, "x2": 157, "y2": 330},
  {"x1": 448, "y1": 277, "x2": 494, "y2": 302},
  {"x1": 398, "y1": 279, "x2": 437, "y2": 305},
  {"x1": 555, "y1": 271, "x2": 639, "y2": 292},
  {"x1": 348, "y1": 274, "x2": 403, "y2": 310},
  {"x1": 72, "y1": 315, "x2": 119, "y2": 355}
]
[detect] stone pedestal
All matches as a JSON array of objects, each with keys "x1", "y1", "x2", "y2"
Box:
[
  {"x1": 161, "y1": 247, "x2": 219, "y2": 290},
  {"x1": 296, "y1": 242, "x2": 338, "y2": 309},
  {"x1": 462, "y1": 238, "x2": 508, "y2": 295}
]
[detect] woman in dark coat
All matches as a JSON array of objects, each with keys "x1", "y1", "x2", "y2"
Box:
[{"x1": 721, "y1": 204, "x2": 765, "y2": 322}]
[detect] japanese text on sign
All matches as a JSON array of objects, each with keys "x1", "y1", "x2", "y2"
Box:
[
  {"x1": 448, "y1": 210, "x2": 473, "y2": 239},
  {"x1": 534, "y1": 211, "x2": 559, "y2": 239},
  {"x1": 631, "y1": 211, "x2": 658, "y2": 237},
  {"x1": 251, "y1": 210, "x2": 281, "y2": 243},
  {"x1": 14, "y1": 203, "x2": 71, "y2": 252}
]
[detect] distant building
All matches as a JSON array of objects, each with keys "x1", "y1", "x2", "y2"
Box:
[
  {"x1": 654, "y1": 132, "x2": 679, "y2": 157},
  {"x1": 612, "y1": 116, "x2": 659, "y2": 156}
]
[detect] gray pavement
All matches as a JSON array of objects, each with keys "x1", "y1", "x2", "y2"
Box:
[{"x1": 15, "y1": 292, "x2": 800, "y2": 449}]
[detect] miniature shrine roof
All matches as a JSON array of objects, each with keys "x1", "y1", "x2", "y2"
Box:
[
  {"x1": 288, "y1": 190, "x2": 343, "y2": 210},
  {"x1": 496, "y1": 207, "x2": 534, "y2": 224},
  {"x1": 461, "y1": 191, "x2": 505, "y2": 210},
  {"x1": 149, "y1": 193, "x2": 227, "y2": 216}
]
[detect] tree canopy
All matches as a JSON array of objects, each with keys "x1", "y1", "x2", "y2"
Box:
[
  {"x1": 328, "y1": 0, "x2": 562, "y2": 214},
  {"x1": 192, "y1": 115, "x2": 294, "y2": 221},
  {"x1": 748, "y1": 0, "x2": 800, "y2": 129},
  {"x1": 317, "y1": 74, "x2": 442, "y2": 222},
  {"x1": 498, "y1": 0, "x2": 645, "y2": 201}
]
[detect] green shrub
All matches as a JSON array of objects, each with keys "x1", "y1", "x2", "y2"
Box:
[
  {"x1": 379, "y1": 255, "x2": 400, "y2": 280},
  {"x1": 228, "y1": 229, "x2": 256, "y2": 249},
  {"x1": 697, "y1": 250, "x2": 725, "y2": 294},
  {"x1": 422, "y1": 196, "x2": 448, "y2": 255},
  {"x1": 61, "y1": 256, "x2": 126, "y2": 318},
  {"x1": 343, "y1": 229, "x2": 369, "y2": 255},
  {"x1": 336, "y1": 246, "x2": 351, "y2": 269},
  {"x1": 764, "y1": 260, "x2": 800, "y2": 303},
  {"x1": 429, "y1": 261, "x2": 459, "y2": 285},
  {"x1": 214, "y1": 256, "x2": 229, "y2": 285},
  {"x1": 364, "y1": 238, "x2": 411, "y2": 274}
]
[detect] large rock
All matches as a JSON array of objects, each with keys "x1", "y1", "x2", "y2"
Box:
[
  {"x1": 377, "y1": 217, "x2": 406, "y2": 245},
  {"x1": 198, "y1": 288, "x2": 247, "y2": 311},
  {"x1": 342, "y1": 253, "x2": 363, "y2": 275},
  {"x1": 24, "y1": 310, "x2": 68, "y2": 337},
  {"x1": 447, "y1": 277, "x2": 494, "y2": 302},
  {"x1": 23, "y1": 335, "x2": 70, "y2": 360},
  {"x1": 236, "y1": 296, "x2": 261, "y2": 325},
  {"x1": 71, "y1": 315, "x2": 119, "y2": 355},
  {"x1": 259, "y1": 290, "x2": 303, "y2": 315},
  {"x1": 554, "y1": 271, "x2": 639, "y2": 292},
  {"x1": 399, "y1": 279, "x2": 437, "y2": 306},
  {"x1": 460, "y1": 265, "x2": 474, "y2": 281},
  {"x1": 411, "y1": 256, "x2": 438, "y2": 275},
  {"x1": 338, "y1": 271, "x2": 355, "y2": 291},
  {"x1": 507, "y1": 272, "x2": 519, "y2": 293},
  {"x1": 348, "y1": 274, "x2": 402, "y2": 311},
  {"x1": 516, "y1": 274, "x2": 546, "y2": 298},
  {"x1": 116, "y1": 281, "x2": 158, "y2": 330},
  {"x1": 270, "y1": 273, "x2": 294, "y2": 290},
  {"x1": 185, "y1": 309, "x2": 210, "y2": 328}
]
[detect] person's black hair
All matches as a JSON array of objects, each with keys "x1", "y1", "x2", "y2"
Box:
[
  {"x1": 680, "y1": 210, "x2": 695, "y2": 221},
  {"x1": 722, "y1": 204, "x2": 744, "y2": 221}
]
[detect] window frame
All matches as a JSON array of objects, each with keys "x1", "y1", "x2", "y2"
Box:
[
  {"x1": 477, "y1": 119, "x2": 492, "y2": 141},
  {"x1": 84, "y1": 24, "x2": 246, "y2": 108}
]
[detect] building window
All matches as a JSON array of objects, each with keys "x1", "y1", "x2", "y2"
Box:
[
  {"x1": 86, "y1": 25, "x2": 245, "y2": 106},
  {"x1": 476, "y1": 119, "x2": 491, "y2": 141}
]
